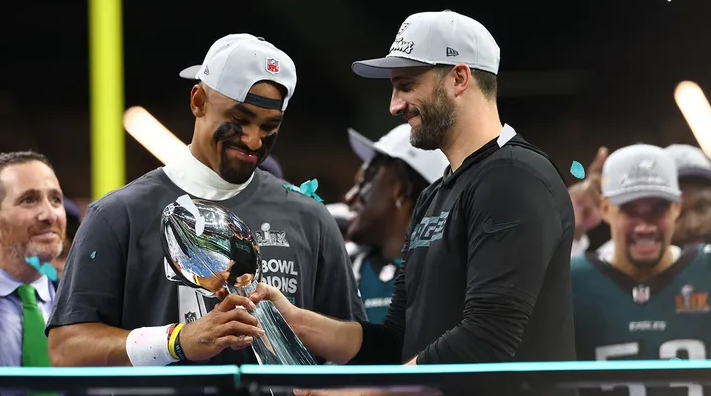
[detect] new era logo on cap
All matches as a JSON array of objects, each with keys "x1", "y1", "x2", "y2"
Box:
[{"x1": 351, "y1": 10, "x2": 500, "y2": 79}]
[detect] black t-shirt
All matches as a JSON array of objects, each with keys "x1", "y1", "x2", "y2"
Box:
[
  {"x1": 355, "y1": 133, "x2": 576, "y2": 383},
  {"x1": 47, "y1": 168, "x2": 366, "y2": 366}
]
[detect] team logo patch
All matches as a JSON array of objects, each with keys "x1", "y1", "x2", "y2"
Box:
[
  {"x1": 675, "y1": 284, "x2": 709, "y2": 313},
  {"x1": 632, "y1": 284, "x2": 650, "y2": 304},
  {"x1": 397, "y1": 22, "x2": 411, "y2": 36},
  {"x1": 379, "y1": 263, "x2": 397, "y2": 283},
  {"x1": 255, "y1": 223, "x2": 290, "y2": 247},
  {"x1": 184, "y1": 311, "x2": 198, "y2": 323},
  {"x1": 266, "y1": 58, "x2": 280, "y2": 74}
]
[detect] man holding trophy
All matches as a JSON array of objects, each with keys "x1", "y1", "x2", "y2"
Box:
[{"x1": 45, "y1": 34, "x2": 365, "y2": 370}]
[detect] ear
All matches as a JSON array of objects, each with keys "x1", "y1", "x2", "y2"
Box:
[
  {"x1": 392, "y1": 179, "x2": 411, "y2": 211},
  {"x1": 451, "y1": 63, "x2": 471, "y2": 97},
  {"x1": 600, "y1": 197, "x2": 612, "y2": 225},
  {"x1": 670, "y1": 201, "x2": 682, "y2": 221},
  {"x1": 190, "y1": 84, "x2": 207, "y2": 118}
]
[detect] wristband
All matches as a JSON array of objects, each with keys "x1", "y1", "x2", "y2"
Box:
[
  {"x1": 167, "y1": 323, "x2": 187, "y2": 361},
  {"x1": 126, "y1": 324, "x2": 179, "y2": 367}
]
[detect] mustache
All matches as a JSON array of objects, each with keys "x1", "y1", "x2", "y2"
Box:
[
  {"x1": 30, "y1": 225, "x2": 63, "y2": 236},
  {"x1": 400, "y1": 108, "x2": 420, "y2": 121}
]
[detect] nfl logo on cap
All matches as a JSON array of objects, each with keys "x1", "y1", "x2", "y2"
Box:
[{"x1": 266, "y1": 58, "x2": 280, "y2": 74}]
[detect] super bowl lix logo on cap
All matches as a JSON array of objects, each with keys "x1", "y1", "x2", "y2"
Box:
[{"x1": 266, "y1": 58, "x2": 280, "y2": 74}]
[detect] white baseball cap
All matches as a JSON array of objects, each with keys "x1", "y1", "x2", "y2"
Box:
[
  {"x1": 601, "y1": 144, "x2": 681, "y2": 206},
  {"x1": 352, "y1": 10, "x2": 500, "y2": 79},
  {"x1": 179, "y1": 34, "x2": 297, "y2": 111},
  {"x1": 347, "y1": 124, "x2": 449, "y2": 183}
]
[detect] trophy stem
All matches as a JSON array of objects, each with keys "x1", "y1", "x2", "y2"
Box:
[{"x1": 231, "y1": 282, "x2": 317, "y2": 366}]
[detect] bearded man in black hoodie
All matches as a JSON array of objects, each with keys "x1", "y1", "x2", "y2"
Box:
[{"x1": 251, "y1": 10, "x2": 577, "y2": 396}]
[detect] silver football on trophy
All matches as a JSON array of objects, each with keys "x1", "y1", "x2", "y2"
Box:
[{"x1": 160, "y1": 196, "x2": 262, "y2": 295}]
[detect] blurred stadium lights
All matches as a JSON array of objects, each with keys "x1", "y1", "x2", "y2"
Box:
[
  {"x1": 123, "y1": 106, "x2": 187, "y2": 165},
  {"x1": 675, "y1": 81, "x2": 711, "y2": 157}
]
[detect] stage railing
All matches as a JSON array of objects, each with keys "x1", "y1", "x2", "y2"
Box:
[{"x1": 2, "y1": 360, "x2": 711, "y2": 395}]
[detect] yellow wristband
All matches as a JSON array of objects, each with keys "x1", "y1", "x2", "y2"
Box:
[{"x1": 168, "y1": 323, "x2": 184, "y2": 361}]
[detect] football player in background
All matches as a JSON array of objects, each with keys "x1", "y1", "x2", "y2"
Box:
[
  {"x1": 344, "y1": 124, "x2": 447, "y2": 323},
  {"x1": 572, "y1": 144, "x2": 711, "y2": 396},
  {"x1": 571, "y1": 144, "x2": 711, "y2": 256}
]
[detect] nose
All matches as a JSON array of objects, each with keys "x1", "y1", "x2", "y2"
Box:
[
  {"x1": 389, "y1": 89, "x2": 407, "y2": 117},
  {"x1": 344, "y1": 184, "x2": 360, "y2": 207},
  {"x1": 239, "y1": 125, "x2": 264, "y2": 152},
  {"x1": 37, "y1": 198, "x2": 62, "y2": 225}
]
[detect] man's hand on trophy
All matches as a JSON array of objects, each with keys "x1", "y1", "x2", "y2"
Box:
[
  {"x1": 179, "y1": 294, "x2": 266, "y2": 360},
  {"x1": 250, "y1": 282, "x2": 299, "y2": 322}
]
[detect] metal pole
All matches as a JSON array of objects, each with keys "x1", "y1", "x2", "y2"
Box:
[{"x1": 88, "y1": 0, "x2": 125, "y2": 200}]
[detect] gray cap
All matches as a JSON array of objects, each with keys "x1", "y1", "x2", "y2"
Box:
[
  {"x1": 351, "y1": 10, "x2": 500, "y2": 79},
  {"x1": 601, "y1": 144, "x2": 681, "y2": 206},
  {"x1": 664, "y1": 144, "x2": 711, "y2": 182}
]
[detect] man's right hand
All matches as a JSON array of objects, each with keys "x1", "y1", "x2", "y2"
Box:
[
  {"x1": 179, "y1": 294, "x2": 265, "y2": 361},
  {"x1": 250, "y1": 282, "x2": 299, "y2": 323},
  {"x1": 569, "y1": 146, "x2": 608, "y2": 240}
]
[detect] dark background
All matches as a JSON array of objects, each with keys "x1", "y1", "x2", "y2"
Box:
[{"x1": 1, "y1": 0, "x2": 710, "y2": 247}]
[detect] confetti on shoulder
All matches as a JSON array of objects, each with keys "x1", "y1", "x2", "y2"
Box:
[
  {"x1": 570, "y1": 161, "x2": 585, "y2": 179},
  {"x1": 91, "y1": 251, "x2": 96, "y2": 259},
  {"x1": 283, "y1": 179, "x2": 324, "y2": 202}
]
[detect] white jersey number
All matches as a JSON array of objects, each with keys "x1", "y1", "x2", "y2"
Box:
[{"x1": 595, "y1": 340, "x2": 705, "y2": 396}]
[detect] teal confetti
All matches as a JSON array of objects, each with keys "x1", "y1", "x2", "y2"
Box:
[
  {"x1": 91, "y1": 251, "x2": 96, "y2": 259},
  {"x1": 282, "y1": 179, "x2": 324, "y2": 202},
  {"x1": 24, "y1": 256, "x2": 58, "y2": 282},
  {"x1": 570, "y1": 161, "x2": 585, "y2": 179}
]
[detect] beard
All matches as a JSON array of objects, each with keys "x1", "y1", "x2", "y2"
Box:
[
  {"x1": 409, "y1": 80, "x2": 457, "y2": 150},
  {"x1": 213, "y1": 122, "x2": 277, "y2": 184},
  {"x1": 2, "y1": 235, "x2": 64, "y2": 265}
]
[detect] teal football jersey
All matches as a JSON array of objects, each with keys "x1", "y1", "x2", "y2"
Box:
[
  {"x1": 357, "y1": 255, "x2": 401, "y2": 324},
  {"x1": 572, "y1": 244, "x2": 711, "y2": 396}
]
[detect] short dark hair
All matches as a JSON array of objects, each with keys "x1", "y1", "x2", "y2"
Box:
[
  {"x1": 368, "y1": 153, "x2": 431, "y2": 205},
  {"x1": 0, "y1": 151, "x2": 53, "y2": 203},
  {"x1": 433, "y1": 65, "x2": 497, "y2": 101}
]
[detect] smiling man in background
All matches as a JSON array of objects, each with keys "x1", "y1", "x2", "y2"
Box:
[{"x1": 0, "y1": 151, "x2": 66, "y2": 373}]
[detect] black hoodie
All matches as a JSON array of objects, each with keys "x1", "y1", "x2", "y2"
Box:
[{"x1": 352, "y1": 130, "x2": 577, "y2": 391}]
